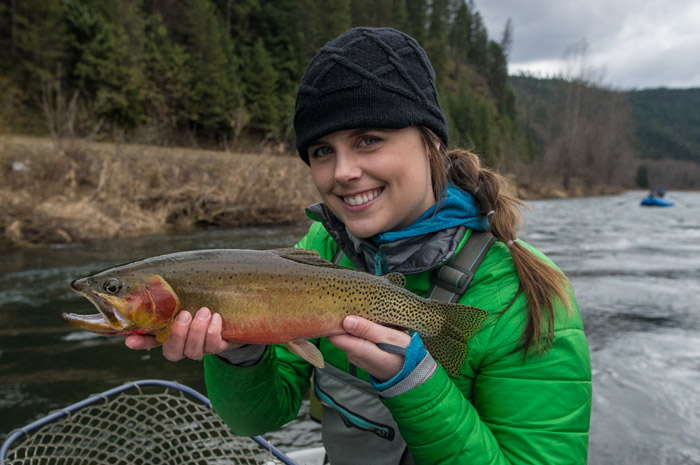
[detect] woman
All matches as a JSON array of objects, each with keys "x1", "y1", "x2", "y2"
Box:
[{"x1": 126, "y1": 27, "x2": 591, "y2": 464}]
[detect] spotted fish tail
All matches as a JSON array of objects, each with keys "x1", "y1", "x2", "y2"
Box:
[{"x1": 421, "y1": 302, "x2": 488, "y2": 376}]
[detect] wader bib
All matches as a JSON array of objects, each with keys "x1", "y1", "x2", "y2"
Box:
[{"x1": 312, "y1": 232, "x2": 495, "y2": 465}]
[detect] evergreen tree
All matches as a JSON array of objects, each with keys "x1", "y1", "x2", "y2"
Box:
[
  {"x1": 405, "y1": 0, "x2": 427, "y2": 44},
  {"x1": 254, "y1": 0, "x2": 306, "y2": 137},
  {"x1": 469, "y1": 11, "x2": 488, "y2": 73},
  {"x1": 487, "y1": 40, "x2": 507, "y2": 107},
  {"x1": 242, "y1": 38, "x2": 279, "y2": 137},
  {"x1": 425, "y1": 0, "x2": 449, "y2": 90},
  {"x1": 351, "y1": 0, "x2": 392, "y2": 26},
  {"x1": 320, "y1": 0, "x2": 352, "y2": 43},
  {"x1": 3, "y1": 0, "x2": 70, "y2": 91},
  {"x1": 449, "y1": 0, "x2": 471, "y2": 67},
  {"x1": 64, "y1": 0, "x2": 146, "y2": 129},
  {"x1": 446, "y1": 76, "x2": 476, "y2": 148},
  {"x1": 141, "y1": 12, "x2": 192, "y2": 136},
  {"x1": 181, "y1": 0, "x2": 239, "y2": 135},
  {"x1": 392, "y1": 0, "x2": 409, "y2": 32}
]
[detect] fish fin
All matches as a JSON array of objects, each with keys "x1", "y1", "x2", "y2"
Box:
[
  {"x1": 421, "y1": 303, "x2": 488, "y2": 376},
  {"x1": 155, "y1": 322, "x2": 172, "y2": 343},
  {"x1": 285, "y1": 340, "x2": 325, "y2": 369},
  {"x1": 384, "y1": 272, "x2": 406, "y2": 288},
  {"x1": 271, "y1": 248, "x2": 347, "y2": 270}
]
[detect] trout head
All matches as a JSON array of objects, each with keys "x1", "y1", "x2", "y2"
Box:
[{"x1": 63, "y1": 271, "x2": 180, "y2": 342}]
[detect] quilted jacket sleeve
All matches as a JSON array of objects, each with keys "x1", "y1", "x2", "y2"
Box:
[
  {"x1": 203, "y1": 342, "x2": 314, "y2": 436},
  {"x1": 383, "y1": 317, "x2": 591, "y2": 464}
]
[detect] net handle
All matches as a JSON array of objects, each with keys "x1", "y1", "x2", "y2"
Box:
[{"x1": 0, "y1": 379, "x2": 298, "y2": 465}]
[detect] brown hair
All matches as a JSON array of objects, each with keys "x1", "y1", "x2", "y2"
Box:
[{"x1": 420, "y1": 127, "x2": 571, "y2": 354}]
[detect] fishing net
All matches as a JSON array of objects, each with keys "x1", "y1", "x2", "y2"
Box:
[{"x1": 1, "y1": 380, "x2": 294, "y2": 465}]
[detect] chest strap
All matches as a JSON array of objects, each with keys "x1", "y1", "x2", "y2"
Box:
[
  {"x1": 331, "y1": 230, "x2": 495, "y2": 303},
  {"x1": 427, "y1": 231, "x2": 495, "y2": 303}
]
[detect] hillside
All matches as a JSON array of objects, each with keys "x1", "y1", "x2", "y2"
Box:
[
  {"x1": 625, "y1": 88, "x2": 700, "y2": 164},
  {"x1": 511, "y1": 76, "x2": 700, "y2": 166},
  {"x1": 0, "y1": 0, "x2": 525, "y2": 166},
  {"x1": 510, "y1": 75, "x2": 700, "y2": 189}
]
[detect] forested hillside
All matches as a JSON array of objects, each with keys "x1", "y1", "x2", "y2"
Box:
[
  {"x1": 511, "y1": 75, "x2": 700, "y2": 190},
  {"x1": 509, "y1": 74, "x2": 637, "y2": 191},
  {"x1": 625, "y1": 88, "x2": 700, "y2": 164},
  {"x1": 0, "y1": 0, "x2": 528, "y2": 166}
]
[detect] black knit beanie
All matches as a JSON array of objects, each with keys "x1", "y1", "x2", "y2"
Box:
[{"x1": 294, "y1": 27, "x2": 449, "y2": 164}]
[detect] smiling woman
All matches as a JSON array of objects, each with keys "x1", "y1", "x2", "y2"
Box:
[{"x1": 124, "y1": 27, "x2": 592, "y2": 465}]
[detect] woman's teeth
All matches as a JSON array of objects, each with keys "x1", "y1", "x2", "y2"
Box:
[{"x1": 343, "y1": 189, "x2": 381, "y2": 206}]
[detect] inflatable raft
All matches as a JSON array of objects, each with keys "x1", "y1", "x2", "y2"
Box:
[{"x1": 640, "y1": 196, "x2": 674, "y2": 207}]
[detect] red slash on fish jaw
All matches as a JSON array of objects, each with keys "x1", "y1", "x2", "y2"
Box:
[
  {"x1": 122, "y1": 276, "x2": 179, "y2": 327},
  {"x1": 146, "y1": 276, "x2": 180, "y2": 323}
]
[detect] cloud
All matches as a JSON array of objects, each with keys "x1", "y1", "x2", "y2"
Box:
[{"x1": 476, "y1": 0, "x2": 700, "y2": 89}]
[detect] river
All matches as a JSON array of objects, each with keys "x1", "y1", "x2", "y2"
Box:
[{"x1": 1, "y1": 190, "x2": 699, "y2": 464}]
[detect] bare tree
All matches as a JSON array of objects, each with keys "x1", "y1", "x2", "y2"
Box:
[
  {"x1": 500, "y1": 18, "x2": 513, "y2": 59},
  {"x1": 531, "y1": 40, "x2": 637, "y2": 193}
]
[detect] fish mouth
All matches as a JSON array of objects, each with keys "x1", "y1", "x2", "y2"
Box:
[{"x1": 63, "y1": 284, "x2": 132, "y2": 334}]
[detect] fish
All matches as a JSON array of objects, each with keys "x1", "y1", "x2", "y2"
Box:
[{"x1": 63, "y1": 248, "x2": 488, "y2": 376}]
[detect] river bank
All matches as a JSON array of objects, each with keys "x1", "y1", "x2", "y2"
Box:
[
  {"x1": 0, "y1": 135, "x2": 321, "y2": 247},
  {"x1": 0, "y1": 135, "x2": 622, "y2": 248}
]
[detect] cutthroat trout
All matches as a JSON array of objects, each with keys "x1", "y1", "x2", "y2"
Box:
[{"x1": 63, "y1": 248, "x2": 488, "y2": 375}]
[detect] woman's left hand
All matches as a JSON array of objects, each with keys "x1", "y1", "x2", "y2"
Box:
[{"x1": 327, "y1": 316, "x2": 411, "y2": 382}]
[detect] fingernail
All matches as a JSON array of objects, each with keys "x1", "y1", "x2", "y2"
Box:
[
  {"x1": 344, "y1": 316, "x2": 358, "y2": 331},
  {"x1": 197, "y1": 308, "x2": 211, "y2": 320},
  {"x1": 208, "y1": 314, "x2": 221, "y2": 334},
  {"x1": 177, "y1": 311, "x2": 192, "y2": 324}
]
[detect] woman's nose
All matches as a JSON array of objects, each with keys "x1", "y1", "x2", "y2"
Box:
[{"x1": 333, "y1": 152, "x2": 362, "y2": 183}]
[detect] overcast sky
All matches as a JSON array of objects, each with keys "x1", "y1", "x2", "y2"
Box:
[{"x1": 476, "y1": 0, "x2": 700, "y2": 90}]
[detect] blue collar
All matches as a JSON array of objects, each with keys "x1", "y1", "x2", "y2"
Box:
[{"x1": 371, "y1": 184, "x2": 489, "y2": 245}]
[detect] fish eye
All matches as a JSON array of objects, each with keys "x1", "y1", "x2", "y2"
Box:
[{"x1": 103, "y1": 278, "x2": 122, "y2": 294}]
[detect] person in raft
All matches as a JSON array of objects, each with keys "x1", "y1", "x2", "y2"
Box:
[{"x1": 126, "y1": 27, "x2": 592, "y2": 464}]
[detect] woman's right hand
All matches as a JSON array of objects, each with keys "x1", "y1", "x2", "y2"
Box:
[{"x1": 124, "y1": 307, "x2": 244, "y2": 361}]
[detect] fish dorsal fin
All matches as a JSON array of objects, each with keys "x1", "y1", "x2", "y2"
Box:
[
  {"x1": 285, "y1": 340, "x2": 325, "y2": 369},
  {"x1": 271, "y1": 248, "x2": 347, "y2": 269},
  {"x1": 384, "y1": 272, "x2": 406, "y2": 288}
]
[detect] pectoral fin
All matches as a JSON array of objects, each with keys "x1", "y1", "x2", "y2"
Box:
[
  {"x1": 155, "y1": 322, "x2": 172, "y2": 343},
  {"x1": 285, "y1": 340, "x2": 325, "y2": 369}
]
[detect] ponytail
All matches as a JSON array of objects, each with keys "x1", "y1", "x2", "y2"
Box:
[{"x1": 421, "y1": 127, "x2": 571, "y2": 354}]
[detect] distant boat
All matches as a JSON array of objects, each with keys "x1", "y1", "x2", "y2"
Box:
[{"x1": 640, "y1": 196, "x2": 674, "y2": 207}]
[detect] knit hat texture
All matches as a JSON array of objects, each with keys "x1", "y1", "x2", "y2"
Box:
[{"x1": 294, "y1": 27, "x2": 448, "y2": 164}]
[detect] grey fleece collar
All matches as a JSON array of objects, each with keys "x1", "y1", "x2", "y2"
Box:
[{"x1": 306, "y1": 203, "x2": 466, "y2": 275}]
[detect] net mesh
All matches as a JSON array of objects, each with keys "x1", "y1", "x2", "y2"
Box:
[{"x1": 3, "y1": 383, "x2": 287, "y2": 465}]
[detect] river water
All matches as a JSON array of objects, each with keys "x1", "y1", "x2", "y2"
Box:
[{"x1": 1, "y1": 190, "x2": 699, "y2": 464}]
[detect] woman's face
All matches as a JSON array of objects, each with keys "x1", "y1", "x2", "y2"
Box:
[{"x1": 307, "y1": 127, "x2": 436, "y2": 238}]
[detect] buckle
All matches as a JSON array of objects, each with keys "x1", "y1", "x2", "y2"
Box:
[{"x1": 430, "y1": 263, "x2": 473, "y2": 295}]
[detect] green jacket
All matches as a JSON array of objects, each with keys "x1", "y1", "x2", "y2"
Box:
[{"x1": 204, "y1": 222, "x2": 592, "y2": 464}]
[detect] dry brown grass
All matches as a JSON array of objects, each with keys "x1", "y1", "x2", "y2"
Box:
[{"x1": 0, "y1": 135, "x2": 319, "y2": 246}]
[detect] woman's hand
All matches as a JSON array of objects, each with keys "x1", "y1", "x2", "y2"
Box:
[
  {"x1": 124, "y1": 307, "x2": 244, "y2": 361},
  {"x1": 327, "y1": 316, "x2": 411, "y2": 382}
]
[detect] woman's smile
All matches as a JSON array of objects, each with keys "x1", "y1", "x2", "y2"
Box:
[{"x1": 339, "y1": 188, "x2": 384, "y2": 207}]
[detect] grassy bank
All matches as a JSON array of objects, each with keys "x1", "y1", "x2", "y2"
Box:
[
  {"x1": 0, "y1": 136, "x2": 319, "y2": 247},
  {"x1": 0, "y1": 135, "x2": 627, "y2": 248}
]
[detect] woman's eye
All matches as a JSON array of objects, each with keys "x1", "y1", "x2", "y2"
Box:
[
  {"x1": 311, "y1": 146, "x2": 333, "y2": 158},
  {"x1": 360, "y1": 135, "x2": 381, "y2": 147}
]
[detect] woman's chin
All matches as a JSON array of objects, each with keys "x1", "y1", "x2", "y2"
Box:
[{"x1": 343, "y1": 221, "x2": 383, "y2": 239}]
